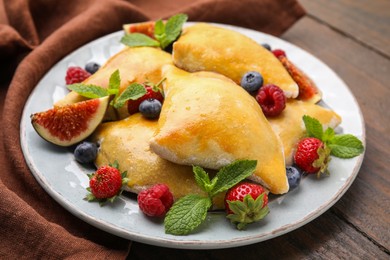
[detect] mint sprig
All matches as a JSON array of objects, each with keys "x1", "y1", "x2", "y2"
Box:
[
  {"x1": 303, "y1": 115, "x2": 364, "y2": 158},
  {"x1": 67, "y1": 84, "x2": 109, "y2": 99},
  {"x1": 67, "y1": 70, "x2": 154, "y2": 109},
  {"x1": 164, "y1": 160, "x2": 257, "y2": 235},
  {"x1": 121, "y1": 13, "x2": 188, "y2": 50}
]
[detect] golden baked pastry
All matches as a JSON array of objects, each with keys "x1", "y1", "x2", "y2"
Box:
[
  {"x1": 150, "y1": 65, "x2": 289, "y2": 194},
  {"x1": 55, "y1": 47, "x2": 172, "y2": 119},
  {"x1": 172, "y1": 23, "x2": 298, "y2": 98},
  {"x1": 91, "y1": 113, "x2": 225, "y2": 209},
  {"x1": 269, "y1": 100, "x2": 342, "y2": 165}
]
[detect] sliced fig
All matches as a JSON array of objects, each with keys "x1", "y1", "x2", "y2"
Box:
[
  {"x1": 277, "y1": 55, "x2": 322, "y2": 103},
  {"x1": 31, "y1": 96, "x2": 109, "y2": 147},
  {"x1": 123, "y1": 21, "x2": 155, "y2": 38}
]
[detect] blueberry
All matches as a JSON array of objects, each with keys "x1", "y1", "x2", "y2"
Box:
[
  {"x1": 261, "y1": 43, "x2": 271, "y2": 51},
  {"x1": 74, "y1": 141, "x2": 98, "y2": 164},
  {"x1": 241, "y1": 71, "x2": 264, "y2": 92},
  {"x1": 85, "y1": 62, "x2": 100, "y2": 74},
  {"x1": 286, "y1": 166, "x2": 302, "y2": 190},
  {"x1": 139, "y1": 98, "x2": 162, "y2": 119}
]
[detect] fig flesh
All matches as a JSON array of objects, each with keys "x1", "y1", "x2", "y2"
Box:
[{"x1": 31, "y1": 96, "x2": 109, "y2": 146}]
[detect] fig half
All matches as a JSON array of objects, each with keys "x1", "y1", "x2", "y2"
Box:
[{"x1": 31, "y1": 96, "x2": 109, "y2": 146}]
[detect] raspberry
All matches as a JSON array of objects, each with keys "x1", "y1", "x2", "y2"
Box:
[
  {"x1": 137, "y1": 184, "x2": 174, "y2": 217},
  {"x1": 255, "y1": 84, "x2": 286, "y2": 117},
  {"x1": 65, "y1": 66, "x2": 91, "y2": 84},
  {"x1": 272, "y1": 49, "x2": 286, "y2": 58},
  {"x1": 127, "y1": 85, "x2": 164, "y2": 115}
]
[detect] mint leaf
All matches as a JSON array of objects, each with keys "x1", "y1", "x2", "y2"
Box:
[
  {"x1": 113, "y1": 83, "x2": 146, "y2": 109},
  {"x1": 328, "y1": 134, "x2": 364, "y2": 158},
  {"x1": 67, "y1": 84, "x2": 108, "y2": 98},
  {"x1": 193, "y1": 166, "x2": 211, "y2": 191},
  {"x1": 154, "y1": 19, "x2": 166, "y2": 43},
  {"x1": 164, "y1": 195, "x2": 212, "y2": 235},
  {"x1": 120, "y1": 33, "x2": 160, "y2": 47},
  {"x1": 164, "y1": 14, "x2": 188, "y2": 46},
  {"x1": 193, "y1": 166, "x2": 217, "y2": 193},
  {"x1": 322, "y1": 127, "x2": 335, "y2": 143},
  {"x1": 210, "y1": 160, "x2": 257, "y2": 197},
  {"x1": 108, "y1": 70, "x2": 121, "y2": 106},
  {"x1": 108, "y1": 69, "x2": 120, "y2": 95},
  {"x1": 303, "y1": 115, "x2": 323, "y2": 140}
]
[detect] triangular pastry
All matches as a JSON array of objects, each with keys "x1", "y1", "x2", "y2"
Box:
[
  {"x1": 269, "y1": 100, "x2": 342, "y2": 165},
  {"x1": 150, "y1": 65, "x2": 289, "y2": 194},
  {"x1": 172, "y1": 23, "x2": 298, "y2": 98},
  {"x1": 55, "y1": 47, "x2": 172, "y2": 119},
  {"x1": 91, "y1": 113, "x2": 225, "y2": 209}
]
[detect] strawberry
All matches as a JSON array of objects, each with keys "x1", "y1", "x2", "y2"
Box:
[
  {"x1": 127, "y1": 84, "x2": 164, "y2": 115},
  {"x1": 224, "y1": 182, "x2": 269, "y2": 230},
  {"x1": 137, "y1": 184, "x2": 174, "y2": 217},
  {"x1": 85, "y1": 163, "x2": 128, "y2": 204},
  {"x1": 294, "y1": 137, "x2": 331, "y2": 176}
]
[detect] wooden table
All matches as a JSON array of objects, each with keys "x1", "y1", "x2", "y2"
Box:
[{"x1": 128, "y1": 1, "x2": 390, "y2": 259}]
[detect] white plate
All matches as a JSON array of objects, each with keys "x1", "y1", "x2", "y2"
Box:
[{"x1": 20, "y1": 23, "x2": 365, "y2": 249}]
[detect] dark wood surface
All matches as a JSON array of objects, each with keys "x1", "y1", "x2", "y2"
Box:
[{"x1": 128, "y1": 1, "x2": 390, "y2": 259}]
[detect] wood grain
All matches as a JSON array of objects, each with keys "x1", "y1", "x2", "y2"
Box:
[
  {"x1": 283, "y1": 16, "x2": 390, "y2": 252},
  {"x1": 300, "y1": 0, "x2": 390, "y2": 57},
  {"x1": 127, "y1": 211, "x2": 388, "y2": 259}
]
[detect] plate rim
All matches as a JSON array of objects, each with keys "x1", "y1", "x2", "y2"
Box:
[{"x1": 20, "y1": 23, "x2": 366, "y2": 249}]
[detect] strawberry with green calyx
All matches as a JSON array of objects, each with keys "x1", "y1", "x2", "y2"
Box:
[
  {"x1": 294, "y1": 137, "x2": 331, "y2": 177},
  {"x1": 85, "y1": 161, "x2": 129, "y2": 205},
  {"x1": 164, "y1": 160, "x2": 259, "y2": 236},
  {"x1": 294, "y1": 115, "x2": 364, "y2": 176},
  {"x1": 225, "y1": 182, "x2": 269, "y2": 230}
]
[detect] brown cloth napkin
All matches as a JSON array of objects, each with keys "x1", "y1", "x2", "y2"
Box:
[{"x1": 0, "y1": 0, "x2": 305, "y2": 258}]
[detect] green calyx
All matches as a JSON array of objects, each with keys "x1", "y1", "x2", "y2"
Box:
[
  {"x1": 226, "y1": 193, "x2": 269, "y2": 230},
  {"x1": 313, "y1": 144, "x2": 331, "y2": 178}
]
